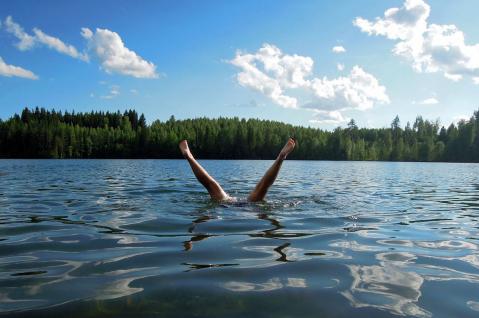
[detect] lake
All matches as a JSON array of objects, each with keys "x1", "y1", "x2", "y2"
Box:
[{"x1": 1, "y1": 160, "x2": 479, "y2": 317}]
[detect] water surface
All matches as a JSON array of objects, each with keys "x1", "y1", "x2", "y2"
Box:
[{"x1": 1, "y1": 160, "x2": 479, "y2": 317}]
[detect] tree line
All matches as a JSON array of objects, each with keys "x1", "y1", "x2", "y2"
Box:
[{"x1": 0, "y1": 107, "x2": 478, "y2": 162}]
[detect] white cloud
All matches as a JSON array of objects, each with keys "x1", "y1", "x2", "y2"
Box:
[
  {"x1": 81, "y1": 28, "x2": 158, "y2": 79},
  {"x1": 4, "y1": 16, "x2": 87, "y2": 61},
  {"x1": 229, "y1": 43, "x2": 314, "y2": 108},
  {"x1": 309, "y1": 110, "x2": 349, "y2": 124},
  {"x1": 337, "y1": 63, "x2": 345, "y2": 71},
  {"x1": 130, "y1": 89, "x2": 138, "y2": 94},
  {"x1": 4, "y1": 16, "x2": 35, "y2": 50},
  {"x1": 0, "y1": 56, "x2": 38, "y2": 79},
  {"x1": 230, "y1": 44, "x2": 389, "y2": 121},
  {"x1": 332, "y1": 46, "x2": 346, "y2": 53},
  {"x1": 453, "y1": 115, "x2": 470, "y2": 125},
  {"x1": 414, "y1": 97, "x2": 438, "y2": 105},
  {"x1": 473, "y1": 77, "x2": 479, "y2": 85},
  {"x1": 306, "y1": 66, "x2": 390, "y2": 111},
  {"x1": 354, "y1": 0, "x2": 479, "y2": 82},
  {"x1": 443, "y1": 73, "x2": 462, "y2": 82},
  {"x1": 33, "y1": 28, "x2": 88, "y2": 61},
  {"x1": 353, "y1": 0, "x2": 430, "y2": 41},
  {"x1": 101, "y1": 85, "x2": 120, "y2": 99}
]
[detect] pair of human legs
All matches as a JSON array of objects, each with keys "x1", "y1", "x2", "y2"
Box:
[{"x1": 179, "y1": 138, "x2": 296, "y2": 202}]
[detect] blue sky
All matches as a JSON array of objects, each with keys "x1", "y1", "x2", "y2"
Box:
[{"x1": 0, "y1": 0, "x2": 478, "y2": 129}]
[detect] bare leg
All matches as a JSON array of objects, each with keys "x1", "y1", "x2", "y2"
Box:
[
  {"x1": 179, "y1": 140, "x2": 229, "y2": 201},
  {"x1": 248, "y1": 138, "x2": 296, "y2": 202}
]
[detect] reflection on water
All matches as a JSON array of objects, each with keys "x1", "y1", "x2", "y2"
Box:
[
  {"x1": 223, "y1": 277, "x2": 307, "y2": 292},
  {"x1": 1, "y1": 160, "x2": 479, "y2": 317},
  {"x1": 342, "y1": 252, "x2": 429, "y2": 317}
]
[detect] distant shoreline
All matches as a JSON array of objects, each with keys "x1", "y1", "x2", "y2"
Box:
[
  {"x1": 0, "y1": 158, "x2": 477, "y2": 164},
  {"x1": 1, "y1": 107, "x2": 479, "y2": 163}
]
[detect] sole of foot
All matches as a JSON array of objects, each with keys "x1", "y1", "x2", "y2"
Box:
[
  {"x1": 179, "y1": 140, "x2": 191, "y2": 158},
  {"x1": 280, "y1": 138, "x2": 296, "y2": 159}
]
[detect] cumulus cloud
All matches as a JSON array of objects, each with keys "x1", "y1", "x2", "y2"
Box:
[
  {"x1": 4, "y1": 16, "x2": 87, "y2": 61},
  {"x1": 354, "y1": 0, "x2": 479, "y2": 82},
  {"x1": 230, "y1": 44, "x2": 389, "y2": 122},
  {"x1": 2, "y1": 17, "x2": 160, "y2": 79},
  {"x1": 332, "y1": 46, "x2": 346, "y2": 53},
  {"x1": 81, "y1": 28, "x2": 158, "y2": 79},
  {"x1": 309, "y1": 110, "x2": 349, "y2": 125},
  {"x1": 473, "y1": 77, "x2": 479, "y2": 85},
  {"x1": 337, "y1": 63, "x2": 345, "y2": 71},
  {"x1": 229, "y1": 43, "x2": 314, "y2": 108},
  {"x1": 306, "y1": 66, "x2": 390, "y2": 111},
  {"x1": 353, "y1": 0, "x2": 430, "y2": 41},
  {"x1": 0, "y1": 56, "x2": 38, "y2": 79}
]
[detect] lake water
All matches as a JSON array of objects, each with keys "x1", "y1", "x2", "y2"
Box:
[{"x1": 1, "y1": 160, "x2": 479, "y2": 317}]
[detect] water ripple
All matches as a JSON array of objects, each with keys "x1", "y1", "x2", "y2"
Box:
[{"x1": 1, "y1": 160, "x2": 479, "y2": 317}]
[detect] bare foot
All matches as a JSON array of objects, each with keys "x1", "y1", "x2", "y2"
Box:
[
  {"x1": 179, "y1": 140, "x2": 192, "y2": 158},
  {"x1": 279, "y1": 138, "x2": 296, "y2": 159}
]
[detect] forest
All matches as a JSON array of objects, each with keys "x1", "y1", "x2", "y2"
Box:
[{"x1": 0, "y1": 107, "x2": 479, "y2": 162}]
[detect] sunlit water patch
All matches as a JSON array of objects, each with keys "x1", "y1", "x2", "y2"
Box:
[{"x1": 1, "y1": 160, "x2": 479, "y2": 317}]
